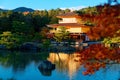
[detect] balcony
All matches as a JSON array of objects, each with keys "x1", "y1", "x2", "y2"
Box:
[{"x1": 59, "y1": 20, "x2": 77, "y2": 23}]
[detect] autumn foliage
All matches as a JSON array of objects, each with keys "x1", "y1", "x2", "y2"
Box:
[
  {"x1": 76, "y1": 44, "x2": 120, "y2": 75},
  {"x1": 81, "y1": 4, "x2": 120, "y2": 40},
  {"x1": 75, "y1": 4, "x2": 120, "y2": 75}
]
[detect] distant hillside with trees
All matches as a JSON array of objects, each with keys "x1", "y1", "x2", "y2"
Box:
[{"x1": 13, "y1": 7, "x2": 34, "y2": 12}]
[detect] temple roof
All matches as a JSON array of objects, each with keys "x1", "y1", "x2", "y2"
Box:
[
  {"x1": 57, "y1": 12, "x2": 80, "y2": 18},
  {"x1": 47, "y1": 23, "x2": 90, "y2": 28}
]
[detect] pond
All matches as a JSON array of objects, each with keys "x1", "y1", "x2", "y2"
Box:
[{"x1": 0, "y1": 50, "x2": 120, "y2": 80}]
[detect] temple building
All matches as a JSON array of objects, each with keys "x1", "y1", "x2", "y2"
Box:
[{"x1": 47, "y1": 12, "x2": 91, "y2": 41}]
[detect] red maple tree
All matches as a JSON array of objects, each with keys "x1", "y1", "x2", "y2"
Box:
[{"x1": 82, "y1": 4, "x2": 120, "y2": 40}]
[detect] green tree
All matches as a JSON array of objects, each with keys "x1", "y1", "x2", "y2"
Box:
[
  {"x1": 54, "y1": 26, "x2": 69, "y2": 42},
  {"x1": 12, "y1": 21, "x2": 34, "y2": 35},
  {"x1": 0, "y1": 17, "x2": 12, "y2": 32},
  {"x1": 0, "y1": 31, "x2": 20, "y2": 49},
  {"x1": 32, "y1": 32, "x2": 42, "y2": 42},
  {"x1": 9, "y1": 12, "x2": 24, "y2": 21},
  {"x1": 103, "y1": 30, "x2": 120, "y2": 44}
]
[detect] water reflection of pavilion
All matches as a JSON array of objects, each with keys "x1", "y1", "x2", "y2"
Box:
[{"x1": 47, "y1": 52, "x2": 81, "y2": 79}]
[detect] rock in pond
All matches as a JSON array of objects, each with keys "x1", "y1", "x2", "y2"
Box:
[{"x1": 38, "y1": 60, "x2": 55, "y2": 76}]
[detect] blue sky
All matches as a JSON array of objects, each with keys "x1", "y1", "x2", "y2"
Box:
[{"x1": 0, "y1": 0, "x2": 107, "y2": 10}]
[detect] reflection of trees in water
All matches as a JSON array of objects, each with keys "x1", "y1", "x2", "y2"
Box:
[
  {"x1": 76, "y1": 44, "x2": 120, "y2": 75},
  {"x1": 0, "y1": 51, "x2": 49, "y2": 72}
]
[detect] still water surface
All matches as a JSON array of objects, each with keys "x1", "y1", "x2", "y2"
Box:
[{"x1": 0, "y1": 50, "x2": 120, "y2": 80}]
